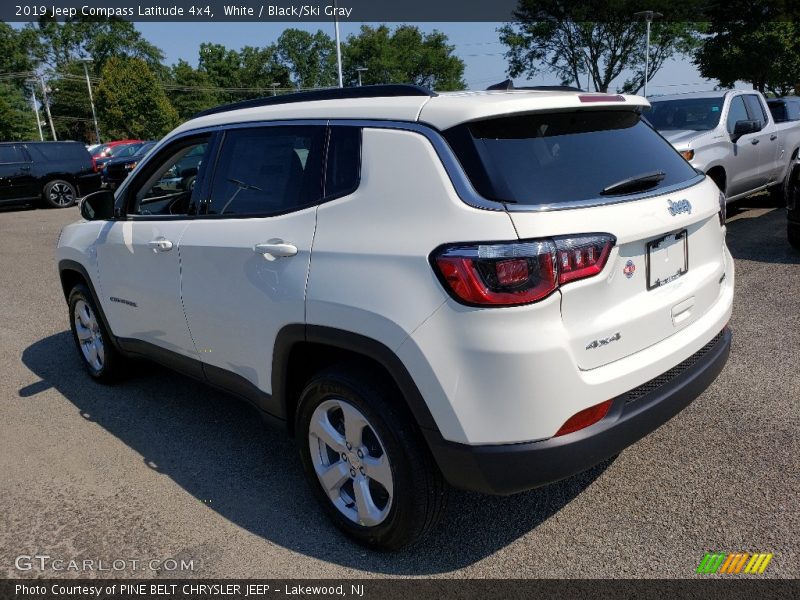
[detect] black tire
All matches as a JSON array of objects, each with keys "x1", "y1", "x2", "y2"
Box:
[
  {"x1": 296, "y1": 365, "x2": 448, "y2": 550},
  {"x1": 68, "y1": 284, "x2": 125, "y2": 383},
  {"x1": 43, "y1": 179, "x2": 78, "y2": 208},
  {"x1": 181, "y1": 175, "x2": 196, "y2": 191},
  {"x1": 789, "y1": 223, "x2": 800, "y2": 251}
]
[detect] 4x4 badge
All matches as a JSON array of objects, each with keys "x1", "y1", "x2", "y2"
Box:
[
  {"x1": 586, "y1": 332, "x2": 622, "y2": 350},
  {"x1": 668, "y1": 199, "x2": 692, "y2": 216}
]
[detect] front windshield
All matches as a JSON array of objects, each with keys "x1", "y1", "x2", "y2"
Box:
[
  {"x1": 136, "y1": 142, "x2": 156, "y2": 157},
  {"x1": 645, "y1": 97, "x2": 724, "y2": 131},
  {"x1": 113, "y1": 144, "x2": 143, "y2": 158}
]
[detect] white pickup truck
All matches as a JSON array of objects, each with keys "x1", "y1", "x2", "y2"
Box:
[{"x1": 647, "y1": 90, "x2": 800, "y2": 204}]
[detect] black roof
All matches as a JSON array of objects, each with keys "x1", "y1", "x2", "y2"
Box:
[
  {"x1": 193, "y1": 84, "x2": 437, "y2": 119},
  {"x1": 486, "y1": 79, "x2": 583, "y2": 92}
]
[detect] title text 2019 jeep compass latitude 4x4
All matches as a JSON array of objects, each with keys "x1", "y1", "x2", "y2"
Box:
[{"x1": 57, "y1": 85, "x2": 733, "y2": 550}]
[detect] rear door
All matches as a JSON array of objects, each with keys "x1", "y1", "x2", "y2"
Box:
[
  {"x1": 443, "y1": 108, "x2": 727, "y2": 370},
  {"x1": 179, "y1": 123, "x2": 328, "y2": 401}
]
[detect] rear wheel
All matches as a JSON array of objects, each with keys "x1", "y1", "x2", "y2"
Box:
[
  {"x1": 68, "y1": 284, "x2": 125, "y2": 382},
  {"x1": 296, "y1": 366, "x2": 447, "y2": 550},
  {"x1": 43, "y1": 179, "x2": 77, "y2": 208},
  {"x1": 789, "y1": 223, "x2": 800, "y2": 251}
]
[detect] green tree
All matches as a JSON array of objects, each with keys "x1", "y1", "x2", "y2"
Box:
[
  {"x1": 0, "y1": 82, "x2": 37, "y2": 141},
  {"x1": 0, "y1": 22, "x2": 41, "y2": 76},
  {"x1": 276, "y1": 29, "x2": 338, "y2": 89},
  {"x1": 343, "y1": 25, "x2": 465, "y2": 90},
  {"x1": 168, "y1": 59, "x2": 220, "y2": 120},
  {"x1": 695, "y1": 8, "x2": 800, "y2": 95},
  {"x1": 499, "y1": 0, "x2": 701, "y2": 93},
  {"x1": 96, "y1": 57, "x2": 178, "y2": 139},
  {"x1": 198, "y1": 43, "x2": 291, "y2": 103},
  {"x1": 35, "y1": 17, "x2": 164, "y2": 75}
]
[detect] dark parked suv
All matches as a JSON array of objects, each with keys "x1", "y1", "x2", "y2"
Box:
[{"x1": 0, "y1": 141, "x2": 101, "y2": 209}]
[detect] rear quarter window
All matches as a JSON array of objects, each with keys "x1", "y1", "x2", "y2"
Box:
[{"x1": 443, "y1": 110, "x2": 698, "y2": 207}]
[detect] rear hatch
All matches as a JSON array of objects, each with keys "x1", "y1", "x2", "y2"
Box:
[{"x1": 442, "y1": 105, "x2": 728, "y2": 369}]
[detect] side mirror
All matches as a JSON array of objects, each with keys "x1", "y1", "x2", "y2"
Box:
[
  {"x1": 79, "y1": 189, "x2": 116, "y2": 221},
  {"x1": 731, "y1": 119, "x2": 759, "y2": 143}
]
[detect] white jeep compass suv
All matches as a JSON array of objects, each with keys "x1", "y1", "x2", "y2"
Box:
[{"x1": 57, "y1": 85, "x2": 734, "y2": 550}]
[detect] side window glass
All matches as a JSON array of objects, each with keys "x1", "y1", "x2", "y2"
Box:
[
  {"x1": 130, "y1": 138, "x2": 210, "y2": 216},
  {"x1": 0, "y1": 146, "x2": 23, "y2": 163},
  {"x1": 789, "y1": 101, "x2": 800, "y2": 121},
  {"x1": 206, "y1": 126, "x2": 325, "y2": 217},
  {"x1": 743, "y1": 95, "x2": 767, "y2": 129},
  {"x1": 727, "y1": 97, "x2": 749, "y2": 135},
  {"x1": 325, "y1": 127, "x2": 361, "y2": 198}
]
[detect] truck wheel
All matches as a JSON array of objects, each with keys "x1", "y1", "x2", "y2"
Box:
[
  {"x1": 68, "y1": 284, "x2": 126, "y2": 382},
  {"x1": 43, "y1": 179, "x2": 77, "y2": 208},
  {"x1": 296, "y1": 365, "x2": 448, "y2": 550}
]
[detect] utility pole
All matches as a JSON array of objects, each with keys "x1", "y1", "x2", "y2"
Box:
[
  {"x1": 39, "y1": 75, "x2": 57, "y2": 141},
  {"x1": 355, "y1": 67, "x2": 367, "y2": 87},
  {"x1": 333, "y1": 0, "x2": 343, "y2": 87},
  {"x1": 634, "y1": 10, "x2": 663, "y2": 97},
  {"x1": 28, "y1": 81, "x2": 44, "y2": 141},
  {"x1": 82, "y1": 60, "x2": 101, "y2": 144}
]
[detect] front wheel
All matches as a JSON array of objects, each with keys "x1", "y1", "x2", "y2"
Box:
[
  {"x1": 68, "y1": 284, "x2": 125, "y2": 382},
  {"x1": 296, "y1": 366, "x2": 447, "y2": 550},
  {"x1": 43, "y1": 179, "x2": 77, "y2": 208}
]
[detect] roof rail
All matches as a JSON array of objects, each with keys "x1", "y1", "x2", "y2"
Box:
[{"x1": 193, "y1": 84, "x2": 437, "y2": 118}]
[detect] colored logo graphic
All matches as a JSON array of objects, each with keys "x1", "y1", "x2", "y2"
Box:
[
  {"x1": 696, "y1": 552, "x2": 773, "y2": 574},
  {"x1": 623, "y1": 260, "x2": 636, "y2": 279}
]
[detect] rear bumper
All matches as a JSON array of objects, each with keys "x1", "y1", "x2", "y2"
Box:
[{"x1": 426, "y1": 327, "x2": 731, "y2": 495}]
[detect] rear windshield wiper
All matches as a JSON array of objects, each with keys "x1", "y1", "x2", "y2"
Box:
[{"x1": 600, "y1": 171, "x2": 665, "y2": 196}]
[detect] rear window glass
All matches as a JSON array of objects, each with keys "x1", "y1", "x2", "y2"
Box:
[
  {"x1": 443, "y1": 110, "x2": 698, "y2": 207},
  {"x1": 646, "y1": 97, "x2": 723, "y2": 131}
]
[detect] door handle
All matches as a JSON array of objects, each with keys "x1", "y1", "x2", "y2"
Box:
[
  {"x1": 770, "y1": 134, "x2": 778, "y2": 141},
  {"x1": 253, "y1": 240, "x2": 298, "y2": 259},
  {"x1": 750, "y1": 138, "x2": 760, "y2": 145},
  {"x1": 147, "y1": 238, "x2": 174, "y2": 253}
]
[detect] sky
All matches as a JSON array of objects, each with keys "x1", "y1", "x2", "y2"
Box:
[{"x1": 134, "y1": 21, "x2": 736, "y2": 95}]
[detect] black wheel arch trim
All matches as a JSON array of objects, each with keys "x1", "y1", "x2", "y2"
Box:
[
  {"x1": 272, "y1": 324, "x2": 440, "y2": 433},
  {"x1": 58, "y1": 259, "x2": 124, "y2": 353}
]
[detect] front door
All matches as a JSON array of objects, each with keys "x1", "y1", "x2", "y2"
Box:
[
  {"x1": 95, "y1": 135, "x2": 213, "y2": 361},
  {"x1": 0, "y1": 145, "x2": 35, "y2": 203},
  {"x1": 725, "y1": 95, "x2": 763, "y2": 198}
]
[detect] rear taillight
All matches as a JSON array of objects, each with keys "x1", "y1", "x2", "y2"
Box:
[
  {"x1": 432, "y1": 234, "x2": 615, "y2": 307},
  {"x1": 91, "y1": 157, "x2": 98, "y2": 172}
]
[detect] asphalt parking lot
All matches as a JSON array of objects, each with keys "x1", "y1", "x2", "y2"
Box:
[{"x1": 0, "y1": 198, "x2": 798, "y2": 579}]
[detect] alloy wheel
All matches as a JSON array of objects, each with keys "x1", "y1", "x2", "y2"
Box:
[{"x1": 73, "y1": 299, "x2": 104, "y2": 371}]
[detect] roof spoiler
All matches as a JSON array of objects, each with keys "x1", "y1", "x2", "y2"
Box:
[{"x1": 486, "y1": 79, "x2": 584, "y2": 92}]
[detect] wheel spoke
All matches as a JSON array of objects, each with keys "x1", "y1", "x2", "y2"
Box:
[
  {"x1": 317, "y1": 461, "x2": 350, "y2": 497},
  {"x1": 309, "y1": 412, "x2": 347, "y2": 453},
  {"x1": 95, "y1": 340, "x2": 104, "y2": 366},
  {"x1": 340, "y1": 402, "x2": 366, "y2": 448},
  {"x1": 75, "y1": 327, "x2": 92, "y2": 341},
  {"x1": 353, "y1": 477, "x2": 383, "y2": 526},
  {"x1": 87, "y1": 341, "x2": 99, "y2": 366},
  {"x1": 362, "y1": 454, "x2": 393, "y2": 496}
]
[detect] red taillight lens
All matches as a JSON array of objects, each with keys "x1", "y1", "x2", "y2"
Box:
[
  {"x1": 554, "y1": 235, "x2": 614, "y2": 284},
  {"x1": 432, "y1": 234, "x2": 615, "y2": 307},
  {"x1": 91, "y1": 157, "x2": 98, "y2": 172},
  {"x1": 554, "y1": 399, "x2": 613, "y2": 437}
]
